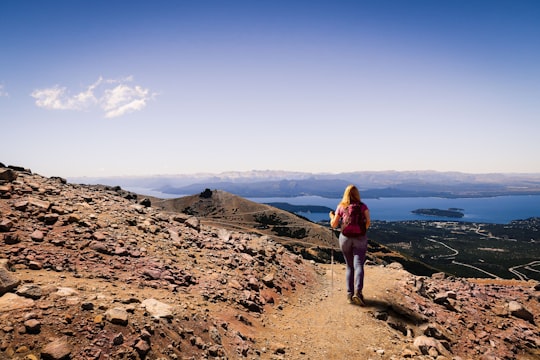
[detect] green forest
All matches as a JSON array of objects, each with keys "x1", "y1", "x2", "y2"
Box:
[{"x1": 368, "y1": 218, "x2": 540, "y2": 281}]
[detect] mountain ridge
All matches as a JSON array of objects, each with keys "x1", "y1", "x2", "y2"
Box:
[{"x1": 67, "y1": 169, "x2": 540, "y2": 199}]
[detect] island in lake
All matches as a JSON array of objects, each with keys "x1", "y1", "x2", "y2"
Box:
[{"x1": 412, "y1": 208, "x2": 464, "y2": 218}]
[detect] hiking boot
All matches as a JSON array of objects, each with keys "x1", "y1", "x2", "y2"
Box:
[
  {"x1": 359, "y1": 293, "x2": 365, "y2": 305},
  {"x1": 347, "y1": 293, "x2": 353, "y2": 304},
  {"x1": 352, "y1": 293, "x2": 365, "y2": 306}
]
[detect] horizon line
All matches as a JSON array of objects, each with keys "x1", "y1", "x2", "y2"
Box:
[{"x1": 64, "y1": 169, "x2": 540, "y2": 179}]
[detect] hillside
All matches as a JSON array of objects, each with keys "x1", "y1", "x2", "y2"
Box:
[
  {"x1": 149, "y1": 188, "x2": 335, "y2": 248},
  {"x1": 0, "y1": 166, "x2": 320, "y2": 359},
  {"x1": 147, "y1": 188, "x2": 436, "y2": 275},
  {"x1": 0, "y1": 164, "x2": 539, "y2": 359}
]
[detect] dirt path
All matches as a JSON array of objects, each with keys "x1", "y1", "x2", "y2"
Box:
[{"x1": 256, "y1": 263, "x2": 412, "y2": 359}]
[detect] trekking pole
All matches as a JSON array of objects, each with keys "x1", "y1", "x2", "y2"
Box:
[{"x1": 330, "y1": 227, "x2": 335, "y2": 295}]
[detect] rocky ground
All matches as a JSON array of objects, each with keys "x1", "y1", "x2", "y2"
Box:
[{"x1": 0, "y1": 165, "x2": 539, "y2": 360}]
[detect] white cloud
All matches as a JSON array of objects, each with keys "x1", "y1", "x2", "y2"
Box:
[
  {"x1": 102, "y1": 84, "x2": 150, "y2": 118},
  {"x1": 31, "y1": 77, "x2": 154, "y2": 118},
  {"x1": 0, "y1": 84, "x2": 8, "y2": 97},
  {"x1": 31, "y1": 85, "x2": 90, "y2": 110}
]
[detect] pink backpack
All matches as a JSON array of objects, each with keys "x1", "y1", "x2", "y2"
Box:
[{"x1": 341, "y1": 202, "x2": 367, "y2": 237}]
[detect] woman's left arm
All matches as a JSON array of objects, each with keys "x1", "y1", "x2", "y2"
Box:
[{"x1": 364, "y1": 209, "x2": 371, "y2": 229}]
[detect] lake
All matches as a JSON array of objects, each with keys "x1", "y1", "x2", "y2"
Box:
[
  {"x1": 248, "y1": 195, "x2": 540, "y2": 224},
  {"x1": 125, "y1": 186, "x2": 540, "y2": 225}
]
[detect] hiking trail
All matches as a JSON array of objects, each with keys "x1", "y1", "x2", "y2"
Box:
[{"x1": 256, "y1": 263, "x2": 412, "y2": 359}]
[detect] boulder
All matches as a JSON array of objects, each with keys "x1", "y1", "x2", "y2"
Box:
[
  {"x1": 0, "y1": 259, "x2": 20, "y2": 295},
  {"x1": 0, "y1": 219, "x2": 13, "y2": 232},
  {"x1": 185, "y1": 216, "x2": 200, "y2": 231},
  {"x1": 105, "y1": 307, "x2": 129, "y2": 325},
  {"x1": 41, "y1": 337, "x2": 71, "y2": 360},
  {"x1": 16, "y1": 284, "x2": 43, "y2": 299},
  {"x1": 138, "y1": 197, "x2": 151, "y2": 207},
  {"x1": 262, "y1": 273, "x2": 275, "y2": 288},
  {"x1": 24, "y1": 319, "x2": 41, "y2": 334},
  {"x1": 387, "y1": 262, "x2": 404, "y2": 270},
  {"x1": 30, "y1": 230, "x2": 45, "y2": 242},
  {"x1": 141, "y1": 298, "x2": 173, "y2": 319},
  {"x1": 28, "y1": 198, "x2": 51, "y2": 210},
  {"x1": 507, "y1": 300, "x2": 535, "y2": 323},
  {"x1": 0, "y1": 293, "x2": 34, "y2": 312},
  {"x1": 413, "y1": 335, "x2": 451, "y2": 357},
  {"x1": 0, "y1": 184, "x2": 12, "y2": 195},
  {"x1": 0, "y1": 169, "x2": 17, "y2": 182},
  {"x1": 134, "y1": 339, "x2": 150, "y2": 356}
]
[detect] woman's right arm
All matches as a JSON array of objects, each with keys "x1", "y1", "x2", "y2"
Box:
[{"x1": 329, "y1": 207, "x2": 340, "y2": 229}]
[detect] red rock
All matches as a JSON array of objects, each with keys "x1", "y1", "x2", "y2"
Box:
[
  {"x1": 41, "y1": 337, "x2": 71, "y2": 360},
  {"x1": 0, "y1": 219, "x2": 13, "y2": 232},
  {"x1": 134, "y1": 339, "x2": 150, "y2": 355},
  {"x1": 30, "y1": 230, "x2": 44, "y2": 242},
  {"x1": 24, "y1": 319, "x2": 41, "y2": 333}
]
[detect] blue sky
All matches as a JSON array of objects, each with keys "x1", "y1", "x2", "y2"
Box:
[{"x1": 1, "y1": 0, "x2": 539, "y2": 177}]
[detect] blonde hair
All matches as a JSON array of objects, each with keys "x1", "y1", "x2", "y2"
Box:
[{"x1": 339, "y1": 184, "x2": 361, "y2": 208}]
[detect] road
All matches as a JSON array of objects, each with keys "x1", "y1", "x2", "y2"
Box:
[
  {"x1": 509, "y1": 260, "x2": 540, "y2": 280},
  {"x1": 427, "y1": 237, "x2": 501, "y2": 279}
]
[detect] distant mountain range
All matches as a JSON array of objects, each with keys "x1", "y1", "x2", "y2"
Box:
[{"x1": 70, "y1": 170, "x2": 540, "y2": 198}]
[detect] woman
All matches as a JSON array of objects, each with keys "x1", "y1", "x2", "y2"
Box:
[{"x1": 329, "y1": 184, "x2": 371, "y2": 306}]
